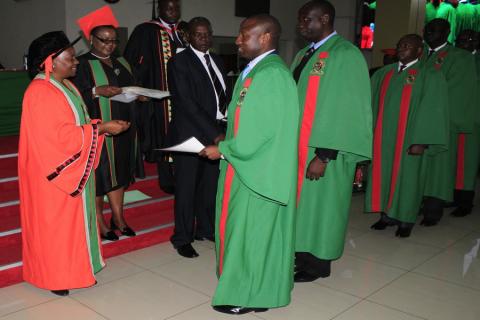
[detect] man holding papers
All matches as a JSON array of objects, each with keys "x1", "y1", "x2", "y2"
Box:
[
  {"x1": 167, "y1": 17, "x2": 229, "y2": 258},
  {"x1": 200, "y1": 14, "x2": 298, "y2": 314}
]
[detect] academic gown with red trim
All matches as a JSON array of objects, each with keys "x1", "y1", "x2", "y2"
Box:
[{"x1": 365, "y1": 62, "x2": 449, "y2": 223}]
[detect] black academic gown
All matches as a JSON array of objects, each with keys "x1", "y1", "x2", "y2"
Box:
[{"x1": 124, "y1": 20, "x2": 185, "y2": 191}]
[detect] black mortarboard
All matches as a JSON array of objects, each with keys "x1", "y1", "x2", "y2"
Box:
[{"x1": 27, "y1": 31, "x2": 81, "y2": 80}]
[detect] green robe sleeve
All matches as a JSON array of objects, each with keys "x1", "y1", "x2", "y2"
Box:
[
  {"x1": 219, "y1": 58, "x2": 299, "y2": 205},
  {"x1": 408, "y1": 68, "x2": 449, "y2": 155},
  {"x1": 297, "y1": 38, "x2": 372, "y2": 161}
]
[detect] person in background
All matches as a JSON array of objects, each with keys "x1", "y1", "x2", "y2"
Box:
[
  {"x1": 449, "y1": 29, "x2": 480, "y2": 217},
  {"x1": 366, "y1": 34, "x2": 449, "y2": 238},
  {"x1": 124, "y1": 0, "x2": 186, "y2": 194},
  {"x1": 73, "y1": 6, "x2": 140, "y2": 241},
  {"x1": 167, "y1": 17, "x2": 229, "y2": 258},
  {"x1": 293, "y1": 0, "x2": 372, "y2": 282}
]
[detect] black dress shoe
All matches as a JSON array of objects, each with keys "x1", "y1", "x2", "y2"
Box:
[
  {"x1": 395, "y1": 224, "x2": 413, "y2": 238},
  {"x1": 100, "y1": 230, "x2": 119, "y2": 241},
  {"x1": 371, "y1": 214, "x2": 397, "y2": 230},
  {"x1": 451, "y1": 206, "x2": 473, "y2": 217},
  {"x1": 420, "y1": 218, "x2": 438, "y2": 227},
  {"x1": 51, "y1": 289, "x2": 69, "y2": 296},
  {"x1": 213, "y1": 305, "x2": 268, "y2": 314},
  {"x1": 177, "y1": 244, "x2": 199, "y2": 258},
  {"x1": 294, "y1": 270, "x2": 322, "y2": 282},
  {"x1": 110, "y1": 219, "x2": 136, "y2": 237}
]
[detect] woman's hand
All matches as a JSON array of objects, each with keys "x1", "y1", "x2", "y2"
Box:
[
  {"x1": 98, "y1": 120, "x2": 130, "y2": 136},
  {"x1": 94, "y1": 85, "x2": 122, "y2": 98}
]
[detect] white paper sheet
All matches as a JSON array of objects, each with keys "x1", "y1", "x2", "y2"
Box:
[
  {"x1": 157, "y1": 137, "x2": 205, "y2": 153},
  {"x1": 122, "y1": 86, "x2": 170, "y2": 100},
  {"x1": 110, "y1": 92, "x2": 138, "y2": 103}
]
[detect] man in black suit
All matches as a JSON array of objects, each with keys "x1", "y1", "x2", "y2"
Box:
[{"x1": 167, "y1": 17, "x2": 229, "y2": 258}]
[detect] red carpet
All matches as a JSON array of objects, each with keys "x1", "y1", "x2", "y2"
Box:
[{"x1": 0, "y1": 135, "x2": 175, "y2": 288}]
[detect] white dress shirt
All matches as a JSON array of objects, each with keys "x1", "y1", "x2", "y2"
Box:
[
  {"x1": 190, "y1": 45, "x2": 227, "y2": 120},
  {"x1": 398, "y1": 58, "x2": 419, "y2": 72}
]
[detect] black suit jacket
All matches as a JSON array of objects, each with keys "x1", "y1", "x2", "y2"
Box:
[{"x1": 166, "y1": 46, "x2": 230, "y2": 146}]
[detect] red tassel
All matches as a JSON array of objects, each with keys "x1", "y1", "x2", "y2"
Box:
[{"x1": 40, "y1": 53, "x2": 54, "y2": 81}]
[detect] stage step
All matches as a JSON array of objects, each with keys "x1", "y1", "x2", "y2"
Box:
[{"x1": 0, "y1": 135, "x2": 176, "y2": 288}]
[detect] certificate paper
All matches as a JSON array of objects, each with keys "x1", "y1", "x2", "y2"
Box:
[
  {"x1": 122, "y1": 86, "x2": 170, "y2": 100},
  {"x1": 158, "y1": 137, "x2": 205, "y2": 153}
]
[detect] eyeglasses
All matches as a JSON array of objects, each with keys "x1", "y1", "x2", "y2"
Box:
[{"x1": 93, "y1": 35, "x2": 120, "y2": 45}]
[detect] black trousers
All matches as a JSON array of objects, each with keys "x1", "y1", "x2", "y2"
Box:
[{"x1": 170, "y1": 153, "x2": 219, "y2": 248}]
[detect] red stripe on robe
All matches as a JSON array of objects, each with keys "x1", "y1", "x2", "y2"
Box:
[
  {"x1": 218, "y1": 77, "x2": 252, "y2": 275},
  {"x1": 296, "y1": 51, "x2": 329, "y2": 205},
  {"x1": 371, "y1": 70, "x2": 394, "y2": 211},
  {"x1": 456, "y1": 134, "x2": 466, "y2": 189},
  {"x1": 386, "y1": 69, "x2": 417, "y2": 209}
]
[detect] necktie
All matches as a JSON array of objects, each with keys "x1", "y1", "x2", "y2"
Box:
[
  {"x1": 204, "y1": 54, "x2": 227, "y2": 115},
  {"x1": 427, "y1": 49, "x2": 435, "y2": 58},
  {"x1": 399, "y1": 64, "x2": 406, "y2": 73},
  {"x1": 169, "y1": 24, "x2": 184, "y2": 48},
  {"x1": 293, "y1": 46, "x2": 316, "y2": 82}
]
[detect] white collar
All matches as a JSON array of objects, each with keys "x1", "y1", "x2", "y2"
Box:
[
  {"x1": 311, "y1": 31, "x2": 338, "y2": 50},
  {"x1": 247, "y1": 49, "x2": 275, "y2": 68},
  {"x1": 159, "y1": 18, "x2": 176, "y2": 30},
  {"x1": 190, "y1": 45, "x2": 210, "y2": 58},
  {"x1": 398, "y1": 58, "x2": 418, "y2": 72},
  {"x1": 429, "y1": 42, "x2": 448, "y2": 52}
]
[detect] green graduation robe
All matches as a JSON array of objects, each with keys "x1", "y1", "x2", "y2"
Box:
[
  {"x1": 293, "y1": 35, "x2": 372, "y2": 260},
  {"x1": 212, "y1": 54, "x2": 299, "y2": 308},
  {"x1": 455, "y1": 52, "x2": 480, "y2": 191},
  {"x1": 365, "y1": 62, "x2": 449, "y2": 223},
  {"x1": 421, "y1": 45, "x2": 477, "y2": 201}
]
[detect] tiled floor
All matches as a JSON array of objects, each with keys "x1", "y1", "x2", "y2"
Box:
[{"x1": 2, "y1": 194, "x2": 480, "y2": 319}]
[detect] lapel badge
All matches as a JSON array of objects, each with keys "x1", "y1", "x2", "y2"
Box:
[
  {"x1": 237, "y1": 88, "x2": 248, "y2": 106},
  {"x1": 311, "y1": 59, "x2": 326, "y2": 76},
  {"x1": 406, "y1": 74, "x2": 416, "y2": 84}
]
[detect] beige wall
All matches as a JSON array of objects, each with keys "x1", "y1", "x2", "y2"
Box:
[
  {"x1": 1, "y1": 0, "x2": 357, "y2": 68},
  {"x1": 372, "y1": 0, "x2": 425, "y2": 67},
  {"x1": 0, "y1": 0, "x2": 66, "y2": 69}
]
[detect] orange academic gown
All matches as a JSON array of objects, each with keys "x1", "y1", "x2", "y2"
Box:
[{"x1": 18, "y1": 74, "x2": 105, "y2": 290}]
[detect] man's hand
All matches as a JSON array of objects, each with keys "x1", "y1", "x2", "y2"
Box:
[
  {"x1": 213, "y1": 133, "x2": 225, "y2": 145},
  {"x1": 137, "y1": 95, "x2": 150, "y2": 102},
  {"x1": 94, "y1": 85, "x2": 122, "y2": 98},
  {"x1": 98, "y1": 120, "x2": 130, "y2": 136},
  {"x1": 306, "y1": 156, "x2": 327, "y2": 180},
  {"x1": 199, "y1": 145, "x2": 222, "y2": 160},
  {"x1": 407, "y1": 144, "x2": 427, "y2": 155}
]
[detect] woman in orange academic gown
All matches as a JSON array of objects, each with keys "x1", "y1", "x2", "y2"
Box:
[{"x1": 18, "y1": 31, "x2": 130, "y2": 296}]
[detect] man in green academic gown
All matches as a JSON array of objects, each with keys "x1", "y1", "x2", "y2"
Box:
[
  {"x1": 421, "y1": 19, "x2": 477, "y2": 226},
  {"x1": 292, "y1": 0, "x2": 372, "y2": 282},
  {"x1": 200, "y1": 14, "x2": 299, "y2": 315},
  {"x1": 450, "y1": 29, "x2": 480, "y2": 217},
  {"x1": 365, "y1": 34, "x2": 449, "y2": 237}
]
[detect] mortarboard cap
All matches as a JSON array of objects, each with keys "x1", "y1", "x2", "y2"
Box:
[
  {"x1": 77, "y1": 5, "x2": 119, "y2": 40},
  {"x1": 27, "y1": 31, "x2": 81, "y2": 80}
]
